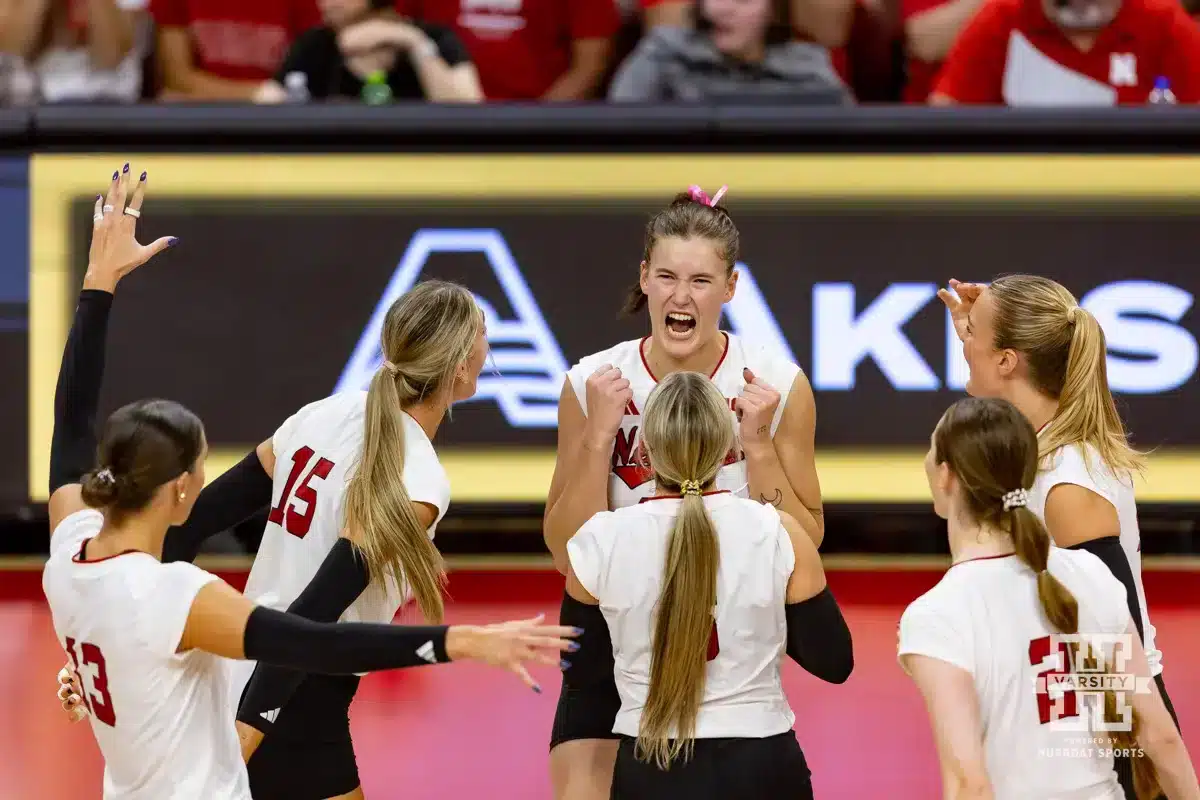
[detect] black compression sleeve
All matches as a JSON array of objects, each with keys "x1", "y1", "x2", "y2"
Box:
[
  {"x1": 235, "y1": 539, "x2": 370, "y2": 733},
  {"x1": 785, "y1": 587, "x2": 854, "y2": 684},
  {"x1": 49, "y1": 290, "x2": 113, "y2": 495},
  {"x1": 243, "y1": 606, "x2": 451, "y2": 677},
  {"x1": 1068, "y1": 536, "x2": 1146, "y2": 642},
  {"x1": 161, "y1": 450, "x2": 273, "y2": 564}
]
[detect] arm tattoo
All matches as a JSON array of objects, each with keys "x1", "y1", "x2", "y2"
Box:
[
  {"x1": 759, "y1": 489, "x2": 783, "y2": 507},
  {"x1": 756, "y1": 424, "x2": 769, "y2": 436}
]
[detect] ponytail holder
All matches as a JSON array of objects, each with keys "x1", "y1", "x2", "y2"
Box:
[
  {"x1": 381, "y1": 360, "x2": 399, "y2": 375},
  {"x1": 680, "y1": 479, "x2": 703, "y2": 496},
  {"x1": 687, "y1": 184, "x2": 729, "y2": 207},
  {"x1": 1066, "y1": 306, "x2": 1080, "y2": 324},
  {"x1": 1002, "y1": 488, "x2": 1028, "y2": 511},
  {"x1": 95, "y1": 468, "x2": 115, "y2": 486}
]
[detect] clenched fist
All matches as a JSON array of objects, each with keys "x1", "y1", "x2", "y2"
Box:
[{"x1": 583, "y1": 364, "x2": 633, "y2": 449}]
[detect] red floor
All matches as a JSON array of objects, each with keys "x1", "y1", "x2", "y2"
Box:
[{"x1": 1, "y1": 568, "x2": 1196, "y2": 799}]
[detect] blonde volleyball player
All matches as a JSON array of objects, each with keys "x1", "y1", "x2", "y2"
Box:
[
  {"x1": 940, "y1": 275, "x2": 1180, "y2": 799},
  {"x1": 542, "y1": 186, "x2": 825, "y2": 799},
  {"x1": 45, "y1": 167, "x2": 580, "y2": 800},
  {"x1": 564, "y1": 371, "x2": 852, "y2": 800},
  {"x1": 899, "y1": 397, "x2": 1197, "y2": 800}
]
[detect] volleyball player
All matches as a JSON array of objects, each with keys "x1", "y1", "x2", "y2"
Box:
[
  {"x1": 53, "y1": 166, "x2": 574, "y2": 800},
  {"x1": 542, "y1": 186, "x2": 825, "y2": 799},
  {"x1": 898, "y1": 397, "x2": 1198, "y2": 800},
  {"x1": 46, "y1": 166, "x2": 580, "y2": 800},
  {"x1": 940, "y1": 274, "x2": 1180, "y2": 798},
  {"x1": 564, "y1": 371, "x2": 852, "y2": 799}
]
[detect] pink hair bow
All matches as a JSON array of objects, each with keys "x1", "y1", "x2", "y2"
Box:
[{"x1": 688, "y1": 184, "x2": 729, "y2": 207}]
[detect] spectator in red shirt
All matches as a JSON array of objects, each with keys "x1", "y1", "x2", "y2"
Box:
[
  {"x1": 399, "y1": 0, "x2": 620, "y2": 100},
  {"x1": 151, "y1": 0, "x2": 322, "y2": 99},
  {"x1": 931, "y1": 0, "x2": 1200, "y2": 104},
  {"x1": 901, "y1": 0, "x2": 983, "y2": 101}
]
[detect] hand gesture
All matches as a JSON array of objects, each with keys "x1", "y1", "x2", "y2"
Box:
[
  {"x1": 56, "y1": 664, "x2": 88, "y2": 723},
  {"x1": 448, "y1": 613, "x2": 580, "y2": 694},
  {"x1": 735, "y1": 368, "x2": 780, "y2": 448},
  {"x1": 583, "y1": 364, "x2": 632, "y2": 449},
  {"x1": 937, "y1": 279, "x2": 983, "y2": 344},
  {"x1": 337, "y1": 19, "x2": 423, "y2": 55},
  {"x1": 85, "y1": 165, "x2": 176, "y2": 293}
]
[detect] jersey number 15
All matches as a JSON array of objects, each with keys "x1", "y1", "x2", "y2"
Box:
[{"x1": 269, "y1": 446, "x2": 337, "y2": 539}]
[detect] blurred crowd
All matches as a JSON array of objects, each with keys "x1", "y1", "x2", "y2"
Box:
[{"x1": 0, "y1": 0, "x2": 1197, "y2": 107}]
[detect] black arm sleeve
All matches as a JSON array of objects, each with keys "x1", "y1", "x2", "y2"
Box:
[
  {"x1": 235, "y1": 538, "x2": 371, "y2": 734},
  {"x1": 1068, "y1": 535, "x2": 1146, "y2": 642},
  {"x1": 160, "y1": 450, "x2": 274, "y2": 564},
  {"x1": 49, "y1": 290, "x2": 113, "y2": 495},
  {"x1": 785, "y1": 587, "x2": 854, "y2": 684},
  {"x1": 243, "y1": 606, "x2": 450, "y2": 676}
]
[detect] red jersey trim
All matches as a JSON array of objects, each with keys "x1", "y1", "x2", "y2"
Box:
[
  {"x1": 73, "y1": 538, "x2": 144, "y2": 564},
  {"x1": 949, "y1": 552, "x2": 1017, "y2": 569},
  {"x1": 638, "y1": 332, "x2": 731, "y2": 383},
  {"x1": 639, "y1": 490, "x2": 732, "y2": 503}
]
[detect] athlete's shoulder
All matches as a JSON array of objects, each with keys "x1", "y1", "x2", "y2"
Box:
[
  {"x1": 571, "y1": 339, "x2": 643, "y2": 375},
  {"x1": 725, "y1": 333, "x2": 803, "y2": 385}
]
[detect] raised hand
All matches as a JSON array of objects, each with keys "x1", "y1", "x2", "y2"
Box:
[
  {"x1": 937, "y1": 279, "x2": 983, "y2": 344},
  {"x1": 583, "y1": 364, "x2": 633, "y2": 449},
  {"x1": 735, "y1": 368, "x2": 781, "y2": 449},
  {"x1": 84, "y1": 164, "x2": 177, "y2": 293}
]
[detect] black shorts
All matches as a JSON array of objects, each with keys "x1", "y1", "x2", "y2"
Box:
[
  {"x1": 610, "y1": 731, "x2": 813, "y2": 800},
  {"x1": 549, "y1": 592, "x2": 621, "y2": 750},
  {"x1": 245, "y1": 673, "x2": 362, "y2": 800}
]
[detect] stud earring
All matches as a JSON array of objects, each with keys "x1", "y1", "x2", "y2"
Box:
[{"x1": 179, "y1": 492, "x2": 186, "y2": 502}]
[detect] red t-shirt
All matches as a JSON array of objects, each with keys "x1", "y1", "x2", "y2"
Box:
[
  {"x1": 150, "y1": 0, "x2": 322, "y2": 82},
  {"x1": 401, "y1": 0, "x2": 620, "y2": 99},
  {"x1": 934, "y1": 0, "x2": 1200, "y2": 104}
]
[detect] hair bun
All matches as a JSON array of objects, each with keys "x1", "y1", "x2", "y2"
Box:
[{"x1": 80, "y1": 467, "x2": 121, "y2": 508}]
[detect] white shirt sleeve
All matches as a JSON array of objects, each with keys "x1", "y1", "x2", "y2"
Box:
[
  {"x1": 897, "y1": 596, "x2": 974, "y2": 676},
  {"x1": 49, "y1": 509, "x2": 104, "y2": 561},
  {"x1": 1050, "y1": 548, "x2": 1131, "y2": 637},
  {"x1": 115, "y1": 0, "x2": 148, "y2": 9},
  {"x1": 566, "y1": 512, "x2": 615, "y2": 599},
  {"x1": 1039, "y1": 444, "x2": 1118, "y2": 508},
  {"x1": 402, "y1": 439, "x2": 451, "y2": 525},
  {"x1": 139, "y1": 562, "x2": 220, "y2": 658}
]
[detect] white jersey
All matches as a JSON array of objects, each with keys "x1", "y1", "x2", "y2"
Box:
[
  {"x1": 1027, "y1": 442, "x2": 1160, "y2": 677},
  {"x1": 565, "y1": 334, "x2": 802, "y2": 509},
  {"x1": 898, "y1": 550, "x2": 1131, "y2": 800},
  {"x1": 568, "y1": 492, "x2": 796, "y2": 739},
  {"x1": 232, "y1": 391, "x2": 451, "y2": 699},
  {"x1": 42, "y1": 511, "x2": 250, "y2": 800}
]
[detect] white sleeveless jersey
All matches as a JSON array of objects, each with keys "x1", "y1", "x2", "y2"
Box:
[
  {"x1": 568, "y1": 492, "x2": 796, "y2": 738},
  {"x1": 42, "y1": 510, "x2": 250, "y2": 800},
  {"x1": 565, "y1": 334, "x2": 802, "y2": 509},
  {"x1": 1027, "y1": 442, "x2": 1160, "y2": 677},
  {"x1": 231, "y1": 391, "x2": 451, "y2": 700},
  {"x1": 898, "y1": 550, "x2": 1131, "y2": 800}
]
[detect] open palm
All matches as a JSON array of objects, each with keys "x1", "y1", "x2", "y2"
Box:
[
  {"x1": 937, "y1": 278, "x2": 983, "y2": 343},
  {"x1": 85, "y1": 165, "x2": 176, "y2": 292}
]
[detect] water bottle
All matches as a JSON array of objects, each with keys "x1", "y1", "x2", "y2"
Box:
[
  {"x1": 283, "y1": 71, "x2": 310, "y2": 103},
  {"x1": 1148, "y1": 76, "x2": 1177, "y2": 105},
  {"x1": 361, "y1": 71, "x2": 392, "y2": 106}
]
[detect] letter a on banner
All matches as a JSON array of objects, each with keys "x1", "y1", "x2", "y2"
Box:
[
  {"x1": 335, "y1": 228, "x2": 569, "y2": 428},
  {"x1": 720, "y1": 263, "x2": 798, "y2": 364}
]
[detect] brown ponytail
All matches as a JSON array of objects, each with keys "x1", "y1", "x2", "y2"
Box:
[
  {"x1": 635, "y1": 371, "x2": 735, "y2": 768},
  {"x1": 623, "y1": 190, "x2": 739, "y2": 317},
  {"x1": 937, "y1": 397, "x2": 1159, "y2": 799}
]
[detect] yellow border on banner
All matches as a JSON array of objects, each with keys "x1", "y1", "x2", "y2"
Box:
[{"x1": 29, "y1": 153, "x2": 1200, "y2": 503}]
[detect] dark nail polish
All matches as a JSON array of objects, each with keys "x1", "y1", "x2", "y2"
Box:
[
  {"x1": 140, "y1": 171, "x2": 147, "y2": 182},
  {"x1": 567, "y1": 642, "x2": 580, "y2": 652},
  {"x1": 95, "y1": 194, "x2": 102, "y2": 201},
  {"x1": 167, "y1": 237, "x2": 179, "y2": 248},
  {"x1": 560, "y1": 660, "x2": 572, "y2": 670},
  {"x1": 532, "y1": 684, "x2": 543, "y2": 694},
  {"x1": 572, "y1": 627, "x2": 584, "y2": 636},
  {"x1": 112, "y1": 171, "x2": 118, "y2": 181},
  {"x1": 122, "y1": 163, "x2": 129, "y2": 173}
]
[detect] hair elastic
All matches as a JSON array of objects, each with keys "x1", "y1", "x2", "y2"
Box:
[
  {"x1": 1066, "y1": 306, "x2": 1080, "y2": 324},
  {"x1": 687, "y1": 184, "x2": 729, "y2": 207},
  {"x1": 680, "y1": 480, "x2": 703, "y2": 496},
  {"x1": 1002, "y1": 488, "x2": 1028, "y2": 511},
  {"x1": 381, "y1": 361, "x2": 399, "y2": 375},
  {"x1": 95, "y1": 468, "x2": 115, "y2": 486}
]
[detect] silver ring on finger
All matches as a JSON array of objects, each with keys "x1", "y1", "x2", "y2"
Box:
[
  {"x1": 123, "y1": 207, "x2": 141, "y2": 219},
  {"x1": 93, "y1": 214, "x2": 104, "y2": 222},
  {"x1": 102, "y1": 205, "x2": 114, "y2": 213}
]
